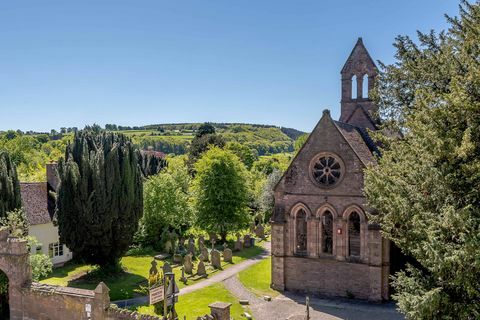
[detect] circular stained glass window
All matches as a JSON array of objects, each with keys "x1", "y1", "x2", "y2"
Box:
[{"x1": 311, "y1": 154, "x2": 344, "y2": 187}]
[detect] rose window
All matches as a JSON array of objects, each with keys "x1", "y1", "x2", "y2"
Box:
[{"x1": 311, "y1": 154, "x2": 343, "y2": 187}]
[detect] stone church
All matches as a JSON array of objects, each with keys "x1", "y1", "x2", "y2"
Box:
[{"x1": 271, "y1": 38, "x2": 390, "y2": 301}]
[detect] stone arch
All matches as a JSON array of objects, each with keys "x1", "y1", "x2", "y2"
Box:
[
  {"x1": 351, "y1": 75, "x2": 357, "y2": 99},
  {"x1": 342, "y1": 205, "x2": 368, "y2": 262},
  {"x1": 362, "y1": 74, "x2": 369, "y2": 98},
  {"x1": 316, "y1": 205, "x2": 337, "y2": 256}
]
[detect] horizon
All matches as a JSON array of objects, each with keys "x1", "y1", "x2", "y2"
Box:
[{"x1": 0, "y1": 1, "x2": 460, "y2": 132}]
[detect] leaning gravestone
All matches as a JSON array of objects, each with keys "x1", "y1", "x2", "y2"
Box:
[
  {"x1": 211, "y1": 249, "x2": 221, "y2": 269},
  {"x1": 254, "y1": 224, "x2": 265, "y2": 239},
  {"x1": 162, "y1": 262, "x2": 172, "y2": 274},
  {"x1": 184, "y1": 254, "x2": 193, "y2": 274},
  {"x1": 243, "y1": 234, "x2": 252, "y2": 248},
  {"x1": 197, "y1": 261, "x2": 207, "y2": 277},
  {"x1": 201, "y1": 247, "x2": 209, "y2": 262},
  {"x1": 223, "y1": 248, "x2": 233, "y2": 263},
  {"x1": 234, "y1": 233, "x2": 243, "y2": 251}
]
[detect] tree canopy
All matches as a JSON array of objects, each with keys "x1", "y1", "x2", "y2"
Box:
[
  {"x1": 193, "y1": 147, "x2": 249, "y2": 241},
  {"x1": 364, "y1": 2, "x2": 480, "y2": 318},
  {"x1": 56, "y1": 130, "x2": 143, "y2": 267}
]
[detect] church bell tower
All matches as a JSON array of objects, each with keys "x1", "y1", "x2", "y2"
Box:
[{"x1": 339, "y1": 38, "x2": 378, "y2": 130}]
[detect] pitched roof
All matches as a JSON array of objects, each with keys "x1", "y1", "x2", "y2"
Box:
[
  {"x1": 20, "y1": 183, "x2": 52, "y2": 225},
  {"x1": 341, "y1": 37, "x2": 378, "y2": 75},
  {"x1": 333, "y1": 120, "x2": 378, "y2": 166}
]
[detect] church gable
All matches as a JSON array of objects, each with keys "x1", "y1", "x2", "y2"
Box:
[{"x1": 276, "y1": 110, "x2": 371, "y2": 196}]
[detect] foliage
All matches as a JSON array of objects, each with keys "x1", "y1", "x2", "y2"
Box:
[
  {"x1": 294, "y1": 133, "x2": 309, "y2": 153},
  {"x1": 139, "y1": 160, "x2": 192, "y2": 247},
  {"x1": 138, "y1": 150, "x2": 167, "y2": 177},
  {"x1": 56, "y1": 130, "x2": 143, "y2": 267},
  {"x1": 0, "y1": 152, "x2": 21, "y2": 218},
  {"x1": 364, "y1": 2, "x2": 480, "y2": 318},
  {"x1": 0, "y1": 209, "x2": 29, "y2": 238},
  {"x1": 226, "y1": 141, "x2": 258, "y2": 169},
  {"x1": 187, "y1": 133, "x2": 225, "y2": 173},
  {"x1": 193, "y1": 147, "x2": 249, "y2": 241},
  {"x1": 195, "y1": 123, "x2": 216, "y2": 137},
  {"x1": 258, "y1": 169, "x2": 283, "y2": 221},
  {"x1": 30, "y1": 253, "x2": 53, "y2": 282}
]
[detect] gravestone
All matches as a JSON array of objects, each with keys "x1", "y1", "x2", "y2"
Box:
[
  {"x1": 184, "y1": 254, "x2": 193, "y2": 274},
  {"x1": 163, "y1": 262, "x2": 172, "y2": 274},
  {"x1": 173, "y1": 254, "x2": 183, "y2": 264},
  {"x1": 211, "y1": 238, "x2": 216, "y2": 250},
  {"x1": 164, "y1": 240, "x2": 173, "y2": 254},
  {"x1": 198, "y1": 235, "x2": 205, "y2": 248},
  {"x1": 188, "y1": 237, "x2": 196, "y2": 255},
  {"x1": 180, "y1": 267, "x2": 187, "y2": 284},
  {"x1": 211, "y1": 249, "x2": 221, "y2": 269},
  {"x1": 149, "y1": 260, "x2": 159, "y2": 276},
  {"x1": 209, "y1": 232, "x2": 217, "y2": 243},
  {"x1": 223, "y1": 248, "x2": 233, "y2": 263},
  {"x1": 234, "y1": 233, "x2": 243, "y2": 251},
  {"x1": 243, "y1": 234, "x2": 252, "y2": 248},
  {"x1": 197, "y1": 261, "x2": 207, "y2": 277},
  {"x1": 201, "y1": 247, "x2": 209, "y2": 262},
  {"x1": 254, "y1": 224, "x2": 265, "y2": 239}
]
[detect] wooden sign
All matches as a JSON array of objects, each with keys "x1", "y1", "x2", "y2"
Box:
[{"x1": 149, "y1": 285, "x2": 164, "y2": 305}]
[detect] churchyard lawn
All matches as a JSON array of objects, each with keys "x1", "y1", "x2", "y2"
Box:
[
  {"x1": 238, "y1": 256, "x2": 279, "y2": 298},
  {"x1": 40, "y1": 244, "x2": 264, "y2": 301}
]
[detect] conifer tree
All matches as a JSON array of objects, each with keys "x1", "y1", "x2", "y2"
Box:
[
  {"x1": 56, "y1": 130, "x2": 143, "y2": 267},
  {"x1": 0, "y1": 151, "x2": 21, "y2": 218},
  {"x1": 365, "y1": 2, "x2": 480, "y2": 318}
]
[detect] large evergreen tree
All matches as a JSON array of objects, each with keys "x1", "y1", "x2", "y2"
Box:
[
  {"x1": 56, "y1": 130, "x2": 143, "y2": 267},
  {"x1": 0, "y1": 151, "x2": 21, "y2": 218},
  {"x1": 193, "y1": 147, "x2": 249, "y2": 242},
  {"x1": 364, "y1": 2, "x2": 480, "y2": 318}
]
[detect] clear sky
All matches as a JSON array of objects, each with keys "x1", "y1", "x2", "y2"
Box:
[{"x1": 0, "y1": 1, "x2": 460, "y2": 132}]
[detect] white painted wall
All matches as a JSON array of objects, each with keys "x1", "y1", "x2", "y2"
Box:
[{"x1": 29, "y1": 222, "x2": 73, "y2": 266}]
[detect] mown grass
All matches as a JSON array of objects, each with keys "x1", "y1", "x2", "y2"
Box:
[
  {"x1": 40, "y1": 244, "x2": 265, "y2": 301},
  {"x1": 238, "y1": 256, "x2": 279, "y2": 298},
  {"x1": 132, "y1": 283, "x2": 248, "y2": 320}
]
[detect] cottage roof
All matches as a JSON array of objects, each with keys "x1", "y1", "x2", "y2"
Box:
[{"x1": 20, "y1": 183, "x2": 52, "y2": 225}]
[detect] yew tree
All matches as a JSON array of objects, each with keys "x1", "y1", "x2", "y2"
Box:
[
  {"x1": 364, "y1": 2, "x2": 480, "y2": 318},
  {"x1": 56, "y1": 130, "x2": 143, "y2": 267},
  {"x1": 0, "y1": 151, "x2": 21, "y2": 218}
]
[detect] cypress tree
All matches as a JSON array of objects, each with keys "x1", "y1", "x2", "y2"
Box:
[
  {"x1": 0, "y1": 151, "x2": 21, "y2": 218},
  {"x1": 56, "y1": 130, "x2": 143, "y2": 267}
]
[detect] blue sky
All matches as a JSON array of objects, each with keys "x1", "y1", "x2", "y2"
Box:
[{"x1": 0, "y1": 1, "x2": 460, "y2": 132}]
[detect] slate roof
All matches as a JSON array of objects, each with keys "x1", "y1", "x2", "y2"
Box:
[
  {"x1": 333, "y1": 120, "x2": 378, "y2": 166},
  {"x1": 20, "y1": 182, "x2": 52, "y2": 225}
]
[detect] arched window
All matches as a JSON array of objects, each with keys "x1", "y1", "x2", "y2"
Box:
[
  {"x1": 362, "y1": 74, "x2": 369, "y2": 98},
  {"x1": 295, "y1": 209, "x2": 307, "y2": 255},
  {"x1": 321, "y1": 211, "x2": 333, "y2": 254},
  {"x1": 348, "y1": 212, "x2": 361, "y2": 257},
  {"x1": 351, "y1": 75, "x2": 357, "y2": 99}
]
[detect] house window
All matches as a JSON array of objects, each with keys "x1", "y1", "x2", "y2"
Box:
[
  {"x1": 348, "y1": 212, "x2": 361, "y2": 257},
  {"x1": 49, "y1": 243, "x2": 64, "y2": 258},
  {"x1": 295, "y1": 209, "x2": 308, "y2": 255},
  {"x1": 321, "y1": 211, "x2": 333, "y2": 254}
]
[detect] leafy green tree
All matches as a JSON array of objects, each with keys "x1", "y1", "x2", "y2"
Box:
[
  {"x1": 30, "y1": 253, "x2": 53, "y2": 282},
  {"x1": 187, "y1": 133, "x2": 225, "y2": 173},
  {"x1": 226, "y1": 142, "x2": 258, "y2": 169},
  {"x1": 0, "y1": 152, "x2": 21, "y2": 218},
  {"x1": 193, "y1": 147, "x2": 249, "y2": 242},
  {"x1": 139, "y1": 160, "x2": 192, "y2": 247},
  {"x1": 259, "y1": 169, "x2": 283, "y2": 221},
  {"x1": 195, "y1": 123, "x2": 216, "y2": 137},
  {"x1": 56, "y1": 130, "x2": 143, "y2": 267},
  {"x1": 364, "y1": 2, "x2": 480, "y2": 318},
  {"x1": 294, "y1": 134, "x2": 309, "y2": 154}
]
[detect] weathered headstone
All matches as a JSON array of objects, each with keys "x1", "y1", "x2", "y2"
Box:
[
  {"x1": 211, "y1": 249, "x2": 221, "y2": 269},
  {"x1": 198, "y1": 235, "x2": 205, "y2": 248},
  {"x1": 201, "y1": 247, "x2": 209, "y2": 262},
  {"x1": 149, "y1": 260, "x2": 159, "y2": 276},
  {"x1": 173, "y1": 253, "x2": 183, "y2": 264},
  {"x1": 162, "y1": 262, "x2": 172, "y2": 274},
  {"x1": 197, "y1": 261, "x2": 207, "y2": 277},
  {"x1": 164, "y1": 240, "x2": 173, "y2": 254},
  {"x1": 180, "y1": 267, "x2": 187, "y2": 284},
  {"x1": 243, "y1": 234, "x2": 252, "y2": 248},
  {"x1": 254, "y1": 224, "x2": 265, "y2": 239},
  {"x1": 211, "y1": 238, "x2": 216, "y2": 250},
  {"x1": 234, "y1": 233, "x2": 243, "y2": 251},
  {"x1": 188, "y1": 237, "x2": 196, "y2": 255},
  {"x1": 184, "y1": 254, "x2": 193, "y2": 274},
  {"x1": 223, "y1": 248, "x2": 233, "y2": 263},
  {"x1": 208, "y1": 232, "x2": 217, "y2": 243}
]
